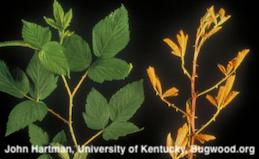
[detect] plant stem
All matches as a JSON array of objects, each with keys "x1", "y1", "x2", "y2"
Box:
[
  {"x1": 24, "y1": 94, "x2": 69, "y2": 124},
  {"x1": 71, "y1": 72, "x2": 87, "y2": 97},
  {"x1": 62, "y1": 75, "x2": 72, "y2": 96},
  {"x1": 181, "y1": 57, "x2": 191, "y2": 79},
  {"x1": 196, "y1": 109, "x2": 221, "y2": 134},
  {"x1": 160, "y1": 96, "x2": 187, "y2": 116},
  {"x1": 47, "y1": 108, "x2": 69, "y2": 125},
  {"x1": 197, "y1": 72, "x2": 234, "y2": 97},
  {"x1": 82, "y1": 130, "x2": 104, "y2": 146},
  {"x1": 61, "y1": 75, "x2": 78, "y2": 148},
  {"x1": 0, "y1": 40, "x2": 39, "y2": 50}
]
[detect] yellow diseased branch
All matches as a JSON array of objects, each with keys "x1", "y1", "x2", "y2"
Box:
[{"x1": 160, "y1": 96, "x2": 187, "y2": 116}]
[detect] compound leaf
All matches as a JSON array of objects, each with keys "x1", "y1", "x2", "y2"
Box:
[
  {"x1": 83, "y1": 88, "x2": 109, "y2": 130},
  {"x1": 92, "y1": 5, "x2": 129, "y2": 58},
  {"x1": 6, "y1": 100, "x2": 48, "y2": 136},
  {"x1": 0, "y1": 61, "x2": 29, "y2": 98},
  {"x1": 88, "y1": 58, "x2": 132, "y2": 83}
]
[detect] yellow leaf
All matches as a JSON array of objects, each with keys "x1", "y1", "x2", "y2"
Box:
[
  {"x1": 162, "y1": 87, "x2": 179, "y2": 98},
  {"x1": 226, "y1": 61, "x2": 234, "y2": 74},
  {"x1": 207, "y1": 26, "x2": 222, "y2": 38},
  {"x1": 146, "y1": 66, "x2": 163, "y2": 95},
  {"x1": 219, "y1": 8, "x2": 225, "y2": 18},
  {"x1": 195, "y1": 134, "x2": 216, "y2": 144},
  {"x1": 217, "y1": 64, "x2": 227, "y2": 75},
  {"x1": 233, "y1": 49, "x2": 249, "y2": 70},
  {"x1": 206, "y1": 94, "x2": 217, "y2": 106},
  {"x1": 175, "y1": 123, "x2": 189, "y2": 148},
  {"x1": 222, "y1": 91, "x2": 239, "y2": 108},
  {"x1": 223, "y1": 75, "x2": 236, "y2": 99},
  {"x1": 216, "y1": 86, "x2": 225, "y2": 106},
  {"x1": 163, "y1": 38, "x2": 181, "y2": 57},
  {"x1": 166, "y1": 133, "x2": 176, "y2": 159},
  {"x1": 207, "y1": 6, "x2": 217, "y2": 25}
]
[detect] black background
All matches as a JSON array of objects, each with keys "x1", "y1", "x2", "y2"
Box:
[{"x1": 0, "y1": 0, "x2": 258, "y2": 159}]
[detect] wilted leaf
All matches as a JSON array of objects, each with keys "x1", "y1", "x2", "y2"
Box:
[
  {"x1": 162, "y1": 87, "x2": 179, "y2": 98},
  {"x1": 175, "y1": 123, "x2": 189, "y2": 148},
  {"x1": 146, "y1": 66, "x2": 162, "y2": 95},
  {"x1": 195, "y1": 133, "x2": 216, "y2": 144},
  {"x1": 206, "y1": 94, "x2": 217, "y2": 106}
]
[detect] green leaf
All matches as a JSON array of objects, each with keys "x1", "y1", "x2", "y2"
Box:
[
  {"x1": 28, "y1": 124, "x2": 49, "y2": 146},
  {"x1": 88, "y1": 58, "x2": 132, "y2": 83},
  {"x1": 103, "y1": 121, "x2": 142, "y2": 141},
  {"x1": 52, "y1": 130, "x2": 67, "y2": 145},
  {"x1": 6, "y1": 100, "x2": 48, "y2": 136},
  {"x1": 109, "y1": 80, "x2": 144, "y2": 121},
  {"x1": 22, "y1": 20, "x2": 51, "y2": 49},
  {"x1": 73, "y1": 152, "x2": 87, "y2": 159},
  {"x1": 37, "y1": 154, "x2": 53, "y2": 159},
  {"x1": 44, "y1": 17, "x2": 59, "y2": 30},
  {"x1": 63, "y1": 34, "x2": 92, "y2": 72},
  {"x1": 53, "y1": 0, "x2": 64, "y2": 29},
  {"x1": 92, "y1": 5, "x2": 129, "y2": 58},
  {"x1": 83, "y1": 88, "x2": 109, "y2": 130},
  {"x1": 38, "y1": 41, "x2": 69, "y2": 75},
  {"x1": 0, "y1": 61, "x2": 29, "y2": 98},
  {"x1": 27, "y1": 55, "x2": 58, "y2": 100},
  {"x1": 51, "y1": 143, "x2": 70, "y2": 159},
  {"x1": 64, "y1": 9, "x2": 73, "y2": 29}
]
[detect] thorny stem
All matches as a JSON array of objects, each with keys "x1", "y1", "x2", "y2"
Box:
[
  {"x1": 61, "y1": 75, "x2": 78, "y2": 148},
  {"x1": 160, "y1": 96, "x2": 187, "y2": 116},
  {"x1": 82, "y1": 130, "x2": 104, "y2": 146},
  {"x1": 61, "y1": 72, "x2": 89, "y2": 150},
  {"x1": 196, "y1": 108, "x2": 221, "y2": 135}
]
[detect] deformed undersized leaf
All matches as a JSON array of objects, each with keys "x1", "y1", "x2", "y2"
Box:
[
  {"x1": 0, "y1": 61, "x2": 29, "y2": 98},
  {"x1": 83, "y1": 88, "x2": 109, "y2": 130},
  {"x1": 63, "y1": 34, "x2": 92, "y2": 72},
  {"x1": 38, "y1": 41, "x2": 69, "y2": 75},
  {"x1": 88, "y1": 58, "x2": 132, "y2": 83},
  {"x1": 6, "y1": 100, "x2": 48, "y2": 136},
  {"x1": 103, "y1": 121, "x2": 142, "y2": 141},
  {"x1": 26, "y1": 55, "x2": 58, "y2": 100},
  {"x1": 92, "y1": 5, "x2": 129, "y2": 58},
  {"x1": 109, "y1": 80, "x2": 144, "y2": 121},
  {"x1": 22, "y1": 20, "x2": 51, "y2": 49},
  {"x1": 28, "y1": 124, "x2": 49, "y2": 146}
]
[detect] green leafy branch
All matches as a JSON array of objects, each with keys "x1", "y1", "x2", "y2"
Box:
[{"x1": 0, "y1": 1, "x2": 144, "y2": 159}]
